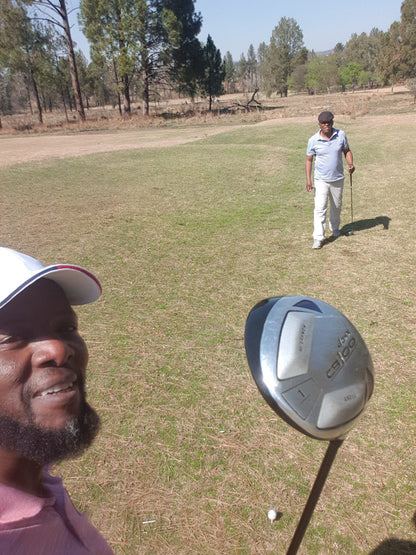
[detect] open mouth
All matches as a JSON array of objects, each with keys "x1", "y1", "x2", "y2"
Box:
[
  {"x1": 31, "y1": 375, "x2": 83, "y2": 426},
  {"x1": 38, "y1": 381, "x2": 76, "y2": 397},
  {"x1": 33, "y1": 374, "x2": 80, "y2": 403}
]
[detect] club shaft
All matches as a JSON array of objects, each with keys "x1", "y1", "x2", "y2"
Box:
[
  {"x1": 350, "y1": 174, "x2": 354, "y2": 225},
  {"x1": 286, "y1": 439, "x2": 344, "y2": 555}
]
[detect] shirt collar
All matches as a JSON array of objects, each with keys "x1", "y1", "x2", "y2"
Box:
[
  {"x1": 317, "y1": 128, "x2": 338, "y2": 141},
  {"x1": 0, "y1": 481, "x2": 55, "y2": 524}
]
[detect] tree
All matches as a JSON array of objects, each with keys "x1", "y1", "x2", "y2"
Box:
[
  {"x1": 289, "y1": 62, "x2": 307, "y2": 92},
  {"x1": 260, "y1": 17, "x2": 304, "y2": 97},
  {"x1": 162, "y1": 0, "x2": 203, "y2": 98},
  {"x1": 136, "y1": 0, "x2": 167, "y2": 116},
  {"x1": 36, "y1": 32, "x2": 61, "y2": 112},
  {"x1": 73, "y1": 50, "x2": 91, "y2": 107},
  {"x1": 79, "y1": 0, "x2": 140, "y2": 115},
  {"x1": 377, "y1": 22, "x2": 403, "y2": 87},
  {"x1": 257, "y1": 42, "x2": 266, "y2": 89},
  {"x1": 344, "y1": 29, "x2": 382, "y2": 85},
  {"x1": 24, "y1": 0, "x2": 86, "y2": 120},
  {"x1": 81, "y1": 0, "x2": 194, "y2": 116},
  {"x1": 236, "y1": 53, "x2": 247, "y2": 77},
  {"x1": 0, "y1": 66, "x2": 12, "y2": 120},
  {"x1": 340, "y1": 62, "x2": 363, "y2": 90},
  {"x1": 199, "y1": 35, "x2": 224, "y2": 111},
  {"x1": 257, "y1": 42, "x2": 267, "y2": 65},
  {"x1": 52, "y1": 54, "x2": 74, "y2": 118},
  {"x1": 223, "y1": 51, "x2": 236, "y2": 93},
  {"x1": 234, "y1": 46, "x2": 258, "y2": 91},
  {"x1": 0, "y1": 0, "x2": 54, "y2": 122},
  {"x1": 305, "y1": 54, "x2": 340, "y2": 94},
  {"x1": 85, "y1": 56, "x2": 115, "y2": 107},
  {"x1": 246, "y1": 43, "x2": 258, "y2": 89},
  {"x1": 400, "y1": 0, "x2": 416, "y2": 77},
  {"x1": 344, "y1": 33, "x2": 369, "y2": 67},
  {"x1": 289, "y1": 46, "x2": 307, "y2": 92}
]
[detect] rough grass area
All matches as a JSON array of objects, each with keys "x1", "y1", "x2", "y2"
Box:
[
  {"x1": 1, "y1": 85, "x2": 415, "y2": 135},
  {"x1": 0, "y1": 99, "x2": 415, "y2": 554}
]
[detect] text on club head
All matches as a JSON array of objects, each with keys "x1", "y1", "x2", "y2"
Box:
[{"x1": 327, "y1": 335, "x2": 357, "y2": 379}]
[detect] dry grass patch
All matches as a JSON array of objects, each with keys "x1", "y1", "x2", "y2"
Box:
[{"x1": 1, "y1": 85, "x2": 414, "y2": 136}]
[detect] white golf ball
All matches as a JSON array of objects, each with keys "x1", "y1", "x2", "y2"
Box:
[{"x1": 268, "y1": 509, "x2": 277, "y2": 521}]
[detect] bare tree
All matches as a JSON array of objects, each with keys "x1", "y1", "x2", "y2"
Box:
[{"x1": 25, "y1": 0, "x2": 86, "y2": 120}]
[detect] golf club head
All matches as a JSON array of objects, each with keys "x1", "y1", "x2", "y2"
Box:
[{"x1": 245, "y1": 296, "x2": 374, "y2": 440}]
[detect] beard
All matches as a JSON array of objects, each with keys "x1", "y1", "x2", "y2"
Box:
[{"x1": 0, "y1": 401, "x2": 100, "y2": 466}]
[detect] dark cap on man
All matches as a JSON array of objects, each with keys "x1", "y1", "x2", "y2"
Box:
[{"x1": 318, "y1": 111, "x2": 334, "y2": 123}]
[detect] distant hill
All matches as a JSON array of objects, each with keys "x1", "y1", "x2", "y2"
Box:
[{"x1": 316, "y1": 49, "x2": 334, "y2": 56}]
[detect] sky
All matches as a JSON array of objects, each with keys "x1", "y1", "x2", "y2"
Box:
[{"x1": 70, "y1": 0, "x2": 404, "y2": 61}]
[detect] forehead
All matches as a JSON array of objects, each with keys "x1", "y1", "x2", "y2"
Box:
[{"x1": 0, "y1": 279, "x2": 75, "y2": 328}]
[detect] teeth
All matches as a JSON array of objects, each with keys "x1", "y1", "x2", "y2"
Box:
[{"x1": 40, "y1": 382, "x2": 75, "y2": 396}]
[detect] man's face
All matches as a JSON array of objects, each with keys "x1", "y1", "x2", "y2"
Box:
[
  {"x1": 319, "y1": 119, "x2": 334, "y2": 135},
  {"x1": 0, "y1": 278, "x2": 99, "y2": 464}
]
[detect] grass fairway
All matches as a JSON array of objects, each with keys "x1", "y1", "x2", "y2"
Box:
[{"x1": 1, "y1": 113, "x2": 416, "y2": 554}]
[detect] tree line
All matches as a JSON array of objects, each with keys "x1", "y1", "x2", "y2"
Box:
[
  {"x1": 0, "y1": 0, "x2": 224, "y2": 123},
  {"x1": 226, "y1": 0, "x2": 416, "y2": 98},
  {"x1": 1, "y1": 0, "x2": 415, "y2": 124}
]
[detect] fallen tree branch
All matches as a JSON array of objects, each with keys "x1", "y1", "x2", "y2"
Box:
[{"x1": 233, "y1": 89, "x2": 262, "y2": 111}]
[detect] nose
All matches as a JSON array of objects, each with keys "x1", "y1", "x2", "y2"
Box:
[{"x1": 31, "y1": 336, "x2": 74, "y2": 368}]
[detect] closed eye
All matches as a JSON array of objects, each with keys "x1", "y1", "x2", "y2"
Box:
[
  {"x1": 0, "y1": 334, "x2": 24, "y2": 347},
  {"x1": 59, "y1": 323, "x2": 79, "y2": 335}
]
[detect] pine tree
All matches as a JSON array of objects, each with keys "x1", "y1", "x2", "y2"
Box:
[
  {"x1": 400, "y1": 0, "x2": 416, "y2": 77},
  {"x1": 199, "y1": 35, "x2": 224, "y2": 111},
  {"x1": 161, "y1": 0, "x2": 203, "y2": 98},
  {"x1": 260, "y1": 17, "x2": 304, "y2": 97},
  {"x1": 79, "y1": 0, "x2": 140, "y2": 115}
]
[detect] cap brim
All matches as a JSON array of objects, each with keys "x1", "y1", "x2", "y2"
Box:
[
  {"x1": 0, "y1": 264, "x2": 102, "y2": 309},
  {"x1": 42, "y1": 265, "x2": 102, "y2": 305}
]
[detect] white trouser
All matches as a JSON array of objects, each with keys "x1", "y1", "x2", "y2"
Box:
[{"x1": 313, "y1": 178, "x2": 344, "y2": 241}]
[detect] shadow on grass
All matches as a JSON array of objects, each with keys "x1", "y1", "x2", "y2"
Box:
[
  {"x1": 368, "y1": 510, "x2": 416, "y2": 553},
  {"x1": 159, "y1": 105, "x2": 284, "y2": 119},
  {"x1": 319, "y1": 215, "x2": 391, "y2": 248},
  {"x1": 369, "y1": 538, "x2": 416, "y2": 554},
  {"x1": 340, "y1": 215, "x2": 391, "y2": 235}
]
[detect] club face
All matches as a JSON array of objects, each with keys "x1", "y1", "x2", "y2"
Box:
[{"x1": 245, "y1": 296, "x2": 374, "y2": 440}]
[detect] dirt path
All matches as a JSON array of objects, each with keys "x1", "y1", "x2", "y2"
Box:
[
  {"x1": 0, "y1": 125, "x2": 241, "y2": 168},
  {"x1": 1, "y1": 113, "x2": 413, "y2": 169},
  {"x1": 0, "y1": 117, "x2": 307, "y2": 168}
]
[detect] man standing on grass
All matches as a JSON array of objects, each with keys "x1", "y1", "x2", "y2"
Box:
[
  {"x1": 0, "y1": 247, "x2": 114, "y2": 554},
  {"x1": 306, "y1": 111, "x2": 355, "y2": 249}
]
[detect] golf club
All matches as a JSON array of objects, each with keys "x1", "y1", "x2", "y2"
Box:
[
  {"x1": 244, "y1": 296, "x2": 374, "y2": 554},
  {"x1": 346, "y1": 173, "x2": 354, "y2": 236}
]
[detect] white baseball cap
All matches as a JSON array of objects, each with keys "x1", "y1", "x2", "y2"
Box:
[{"x1": 0, "y1": 247, "x2": 102, "y2": 310}]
